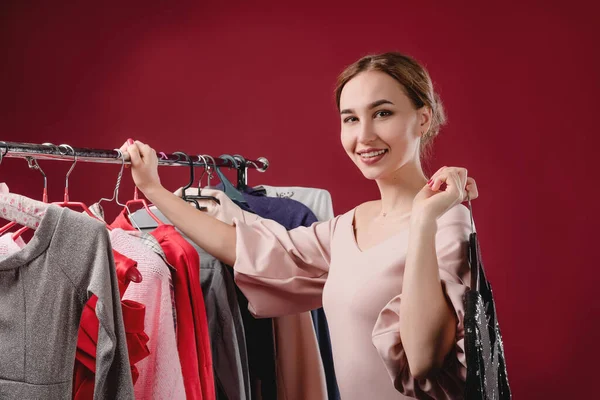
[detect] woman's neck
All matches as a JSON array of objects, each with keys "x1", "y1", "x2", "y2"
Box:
[{"x1": 375, "y1": 160, "x2": 428, "y2": 217}]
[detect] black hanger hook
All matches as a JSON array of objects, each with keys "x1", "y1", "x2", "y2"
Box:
[
  {"x1": 173, "y1": 151, "x2": 201, "y2": 209},
  {"x1": 173, "y1": 151, "x2": 194, "y2": 192}
]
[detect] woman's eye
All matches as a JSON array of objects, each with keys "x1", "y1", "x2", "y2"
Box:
[
  {"x1": 343, "y1": 116, "x2": 358, "y2": 123},
  {"x1": 374, "y1": 110, "x2": 392, "y2": 118}
]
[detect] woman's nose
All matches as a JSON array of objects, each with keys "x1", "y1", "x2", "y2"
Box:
[{"x1": 357, "y1": 120, "x2": 377, "y2": 143}]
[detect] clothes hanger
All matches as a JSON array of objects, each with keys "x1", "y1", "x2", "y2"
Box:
[
  {"x1": 172, "y1": 151, "x2": 202, "y2": 210},
  {"x1": 123, "y1": 186, "x2": 165, "y2": 228},
  {"x1": 95, "y1": 149, "x2": 142, "y2": 282},
  {"x1": 202, "y1": 154, "x2": 217, "y2": 189},
  {"x1": 178, "y1": 154, "x2": 221, "y2": 210},
  {"x1": 0, "y1": 141, "x2": 48, "y2": 230},
  {"x1": 0, "y1": 156, "x2": 48, "y2": 237},
  {"x1": 216, "y1": 154, "x2": 248, "y2": 205},
  {"x1": 10, "y1": 156, "x2": 50, "y2": 239},
  {"x1": 12, "y1": 144, "x2": 101, "y2": 239},
  {"x1": 28, "y1": 155, "x2": 49, "y2": 204},
  {"x1": 50, "y1": 145, "x2": 97, "y2": 216},
  {"x1": 97, "y1": 149, "x2": 127, "y2": 212},
  {"x1": 93, "y1": 149, "x2": 131, "y2": 230}
]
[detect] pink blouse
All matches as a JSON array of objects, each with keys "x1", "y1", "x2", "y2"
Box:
[{"x1": 232, "y1": 204, "x2": 472, "y2": 400}]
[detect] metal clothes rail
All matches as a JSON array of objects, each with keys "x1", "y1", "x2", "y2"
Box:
[{"x1": 0, "y1": 141, "x2": 269, "y2": 172}]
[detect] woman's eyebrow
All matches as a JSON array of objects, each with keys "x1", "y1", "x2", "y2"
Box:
[{"x1": 340, "y1": 99, "x2": 394, "y2": 115}]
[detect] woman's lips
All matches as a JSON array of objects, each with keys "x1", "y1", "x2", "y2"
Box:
[{"x1": 357, "y1": 149, "x2": 388, "y2": 165}]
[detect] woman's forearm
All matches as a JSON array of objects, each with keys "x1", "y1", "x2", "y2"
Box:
[
  {"x1": 399, "y1": 213, "x2": 457, "y2": 380},
  {"x1": 144, "y1": 185, "x2": 238, "y2": 265}
]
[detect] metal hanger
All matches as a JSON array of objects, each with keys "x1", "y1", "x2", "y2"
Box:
[
  {"x1": 202, "y1": 155, "x2": 217, "y2": 188},
  {"x1": 10, "y1": 156, "x2": 51, "y2": 239},
  {"x1": 27, "y1": 156, "x2": 48, "y2": 203},
  {"x1": 98, "y1": 149, "x2": 127, "y2": 207},
  {"x1": 89, "y1": 149, "x2": 128, "y2": 228},
  {"x1": 123, "y1": 185, "x2": 165, "y2": 230},
  {"x1": 50, "y1": 144, "x2": 96, "y2": 216},
  {"x1": 199, "y1": 155, "x2": 214, "y2": 190},
  {"x1": 93, "y1": 149, "x2": 143, "y2": 282}
]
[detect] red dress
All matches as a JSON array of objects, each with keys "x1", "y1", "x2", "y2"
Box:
[
  {"x1": 150, "y1": 225, "x2": 215, "y2": 400},
  {"x1": 111, "y1": 212, "x2": 215, "y2": 400},
  {"x1": 72, "y1": 250, "x2": 150, "y2": 399}
]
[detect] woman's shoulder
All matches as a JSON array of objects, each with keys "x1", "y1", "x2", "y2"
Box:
[
  {"x1": 322, "y1": 203, "x2": 367, "y2": 235},
  {"x1": 330, "y1": 201, "x2": 374, "y2": 220},
  {"x1": 353, "y1": 200, "x2": 379, "y2": 218},
  {"x1": 436, "y1": 203, "x2": 473, "y2": 238},
  {"x1": 439, "y1": 203, "x2": 471, "y2": 224}
]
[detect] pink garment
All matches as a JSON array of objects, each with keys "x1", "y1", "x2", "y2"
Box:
[
  {"x1": 110, "y1": 229, "x2": 186, "y2": 400},
  {"x1": 233, "y1": 204, "x2": 472, "y2": 400}
]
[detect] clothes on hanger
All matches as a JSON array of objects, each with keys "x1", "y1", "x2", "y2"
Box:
[
  {"x1": 254, "y1": 185, "x2": 334, "y2": 223},
  {"x1": 109, "y1": 227, "x2": 186, "y2": 399},
  {"x1": 0, "y1": 204, "x2": 134, "y2": 399},
  {"x1": 150, "y1": 225, "x2": 215, "y2": 400},
  {"x1": 197, "y1": 246, "x2": 251, "y2": 400},
  {"x1": 0, "y1": 147, "x2": 269, "y2": 400},
  {"x1": 130, "y1": 207, "x2": 252, "y2": 400},
  {"x1": 131, "y1": 188, "x2": 329, "y2": 400},
  {"x1": 87, "y1": 202, "x2": 186, "y2": 399},
  {"x1": 112, "y1": 210, "x2": 216, "y2": 400}
]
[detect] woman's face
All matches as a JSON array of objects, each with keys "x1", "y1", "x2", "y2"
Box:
[{"x1": 339, "y1": 70, "x2": 428, "y2": 181}]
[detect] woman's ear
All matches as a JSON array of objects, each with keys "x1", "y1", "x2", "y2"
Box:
[{"x1": 418, "y1": 106, "x2": 433, "y2": 137}]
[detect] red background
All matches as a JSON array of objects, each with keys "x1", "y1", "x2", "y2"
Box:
[{"x1": 1, "y1": 1, "x2": 597, "y2": 398}]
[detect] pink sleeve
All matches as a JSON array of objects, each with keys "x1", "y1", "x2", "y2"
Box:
[
  {"x1": 371, "y1": 204, "x2": 472, "y2": 399},
  {"x1": 232, "y1": 216, "x2": 338, "y2": 318}
]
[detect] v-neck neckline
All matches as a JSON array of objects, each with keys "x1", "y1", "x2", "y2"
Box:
[{"x1": 349, "y1": 207, "x2": 410, "y2": 254}]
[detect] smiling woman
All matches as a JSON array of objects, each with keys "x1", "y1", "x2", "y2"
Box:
[
  {"x1": 121, "y1": 51, "x2": 479, "y2": 400},
  {"x1": 336, "y1": 53, "x2": 446, "y2": 185}
]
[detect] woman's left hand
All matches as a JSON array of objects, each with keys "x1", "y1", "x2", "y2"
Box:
[{"x1": 412, "y1": 166, "x2": 479, "y2": 220}]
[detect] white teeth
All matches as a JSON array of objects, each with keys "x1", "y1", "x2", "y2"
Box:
[{"x1": 360, "y1": 150, "x2": 386, "y2": 158}]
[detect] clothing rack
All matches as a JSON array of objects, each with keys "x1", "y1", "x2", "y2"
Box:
[
  {"x1": 0, "y1": 141, "x2": 269, "y2": 188},
  {"x1": 0, "y1": 141, "x2": 269, "y2": 171}
]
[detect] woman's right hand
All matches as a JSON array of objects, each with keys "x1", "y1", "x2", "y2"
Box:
[{"x1": 119, "y1": 140, "x2": 162, "y2": 196}]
